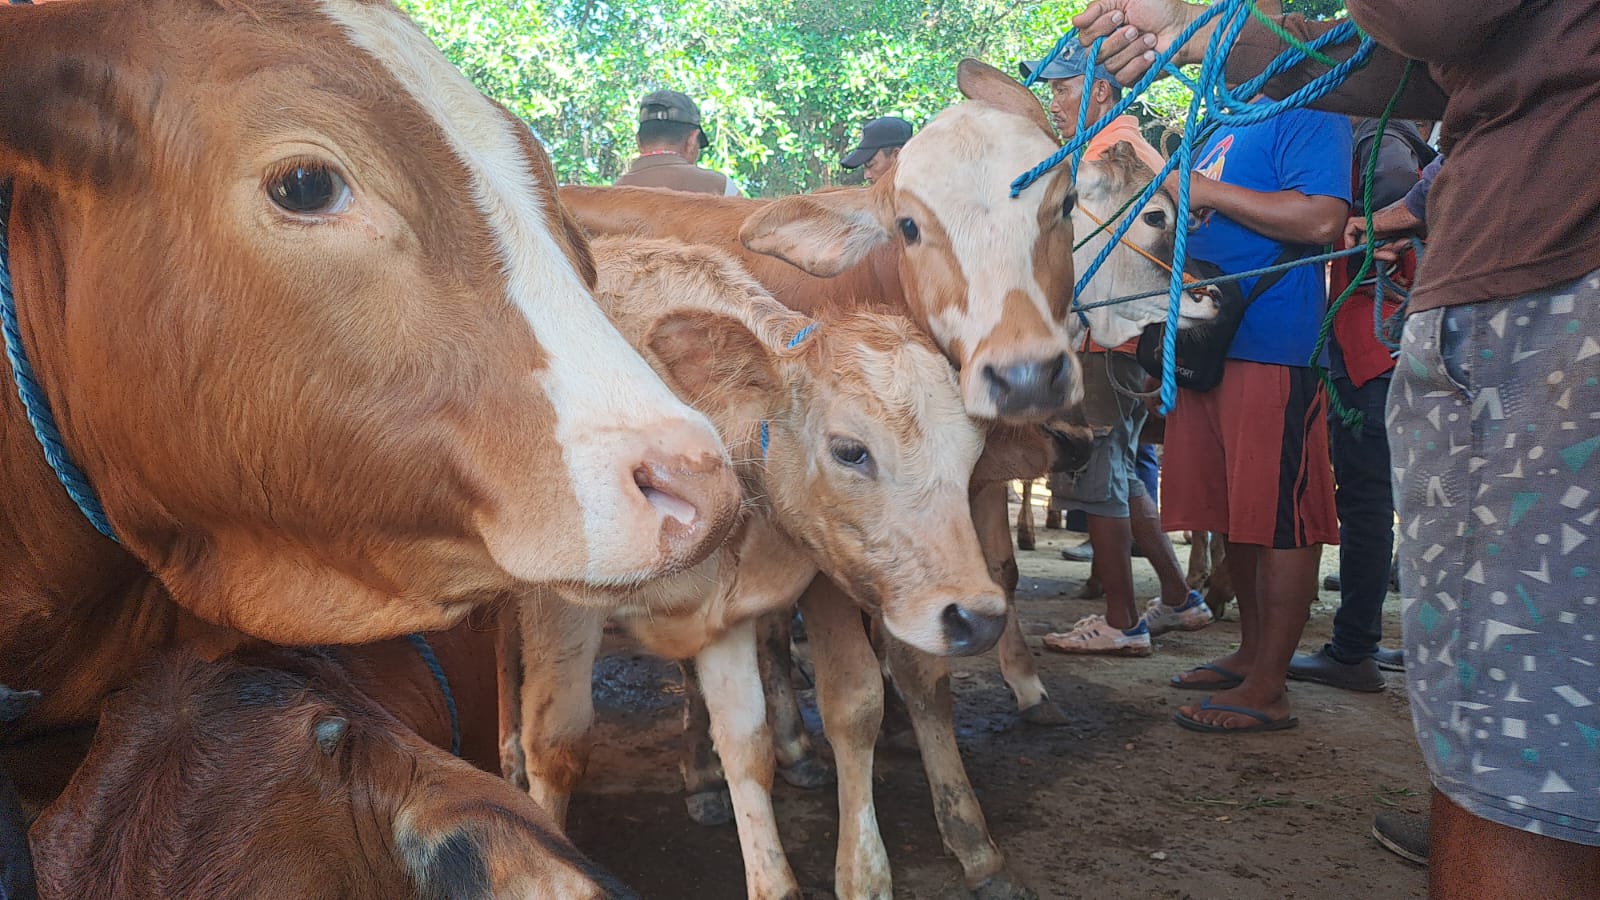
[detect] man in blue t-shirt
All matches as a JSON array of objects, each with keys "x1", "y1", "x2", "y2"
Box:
[{"x1": 1160, "y1": 104, "x2": 1352, "y2": 734}]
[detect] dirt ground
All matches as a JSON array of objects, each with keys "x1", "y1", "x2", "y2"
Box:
[{"x1": 568, "y1": 493, "x2": 1432, "y2": 899}]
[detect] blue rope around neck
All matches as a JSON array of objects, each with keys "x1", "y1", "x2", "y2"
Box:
[
  {"x1": 405, "y1": 632, "x2": 461, "y2": 757},
  {"x1": 0, "y1": 183, "x2": 119, "y2": 541},
  {"x1": 4, "y1": 183, "x2": 460, "y2": 756}
]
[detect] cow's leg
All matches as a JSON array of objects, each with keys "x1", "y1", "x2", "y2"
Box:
[
  {"x1": 495, "y1": 603, "x2": 527, "y2": 789},
  {"x1": 696, "y1": 622, "x2": 802, "y2": 900},
  {"x1": 972, "y1": 482, "x2": 1067, "y2": 726},
  {"x1": 757, "y1": 612, "x2": 832, "y2": 790},
  {"x1": 1015, "y1": 480, "x2": 1036, "y2": 551},
  {"x1": 802, "y1": 578, "x2": 892, "y2": 900},
  {"x1": 1185, "y1": 530, "x2": 1211, "y2": 591},
  {"x1": 517, "y1": 596, "x2": 604, "y2": 827},
  {"x1": 881, "y1": 641, "x2": 1035, "y2": 900},
  {"x1": 677, "y1": 659, "x2": 735, "y2": 827}
]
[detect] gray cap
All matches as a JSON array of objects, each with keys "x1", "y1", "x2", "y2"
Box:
[
  {"x1": 841, "y1": 116, "x2": 914, "y2": 169},
  {"x1": 639, "y1": 90, "x2": 709, "y2": 148},
  {"x1": 1019, "y1": 41, "x2": 1119, "y2": 86}
]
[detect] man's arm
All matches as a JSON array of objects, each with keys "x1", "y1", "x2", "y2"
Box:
[
  {"x1": 1182, "y1": 175, "x2": 1349, "y2": 245},
  {"x1": 1071, "y1": 1, "x2": 1449, "y2": 119}
]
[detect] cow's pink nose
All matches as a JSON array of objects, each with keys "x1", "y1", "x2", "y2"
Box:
[{"x1": 633, "y1": 449, "x2": 738, "y2": 573}]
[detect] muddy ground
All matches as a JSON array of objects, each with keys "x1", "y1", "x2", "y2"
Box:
[{"x1": 568, "y1": 494, "x2": 1431, "y2": 899}]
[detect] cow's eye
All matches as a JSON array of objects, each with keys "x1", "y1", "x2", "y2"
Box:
[
  {"x1": 1142, "y1": 209, "x2": 1168, "y2": 229},
  {"x1": 828, "y1": 438, "x2": 876, "y2": 478},
  {"x1": 898, "y1": 218, "x2": 920, "y2": 244},
  {"x1": 268, "y1": 164, "x2": 351, "y2": 216}
]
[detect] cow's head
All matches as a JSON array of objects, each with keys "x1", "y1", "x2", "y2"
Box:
[
  {"x1": 742, "y1": 59, "x2": 1082, "y2": 424},
  {"x1": 1073, "y1": 142, "x2": 1220, "y2": 348},
  {"x1": 611, "y1": 240, "x2": 1006, "y2": 656},
  {"x1": 0, "y1": 0, "x2": 738, "y2": 643}
]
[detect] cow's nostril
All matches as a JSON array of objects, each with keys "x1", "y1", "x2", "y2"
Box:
[
  {"x1": 633, "y1": 464, "x2": 697, "y2": 527},
  {"x1": 941, "y1": 603, "x2": 1007, "y2": 656}
]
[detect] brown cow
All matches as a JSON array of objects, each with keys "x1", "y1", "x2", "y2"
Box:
[
  {"x1": 29, "y1": 638, "x2": 636, "y2": 899},
  {"x1": 509, "y1": 237, "x2": 1008, "y2": 900},
  {"x1": 553, "y1": 62, "x2": 1212, "y2": 898},
  {"x1": 0, "y1": 0, "x2": 737, "y2": 739}
]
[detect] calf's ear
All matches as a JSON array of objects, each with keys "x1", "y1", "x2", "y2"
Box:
[
  {"x1": 740, "y1": 187, "x2": 892, "y2": 278},
  {"x1": 0, "y1": 1, "x2": 153, "y2": 192},
  {"x1": 644, "y1": 309, "x2": 780, "y2": 415}
]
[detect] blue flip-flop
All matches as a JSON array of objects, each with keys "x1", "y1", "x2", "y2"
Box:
[
  {"x1": 1169, "y1": 663, "x2": 1244, "y2": 691},
  {"x1": 1173, "y1": 698, "x2": 1299, "y2": 733}
]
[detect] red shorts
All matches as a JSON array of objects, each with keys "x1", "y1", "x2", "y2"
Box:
[{"x1": 1161, "y1": 361, "x2": 1338, "y2": 549}]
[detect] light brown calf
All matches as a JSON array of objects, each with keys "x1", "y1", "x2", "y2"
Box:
[
  {"x1": 511, "y1": 237, "x2": 1011, "y2": 900},
  {"x1": 552, "y1": 61, "x2": 1211, "y2": 898}
]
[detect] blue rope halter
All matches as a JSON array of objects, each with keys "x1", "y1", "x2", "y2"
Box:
[{"x1": 0, "y1": 182, "x2": 460, "y2": 757}]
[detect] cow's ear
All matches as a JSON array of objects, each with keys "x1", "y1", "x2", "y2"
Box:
[
  {"x1": 956, "y1": 57, "x2": 1057, "y2": 141},
  {"x1": 740, "y1": 187, "x2": 892, "y2": 278},
  {"x1": 0, "y1": 2, "x2": 152, "y2": 191},
  {"x1": 644, "y1": 309, "x2": 780, "y2": 413}
]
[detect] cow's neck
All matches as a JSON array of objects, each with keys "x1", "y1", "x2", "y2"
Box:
[{"x1": 0, "y1": 190, "x2": 234, "y2": 735}]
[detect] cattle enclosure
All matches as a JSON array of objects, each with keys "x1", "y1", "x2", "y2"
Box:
[{"x1": 568, "y1": 502, "x2": 1429, "y2": 899}]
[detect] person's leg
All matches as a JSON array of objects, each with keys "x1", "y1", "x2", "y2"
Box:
[
  {"x1": 1087, "y1": 512, "x2": 1138, "y2": 629},
  {"x1": 1135, "y1": 443, "x2": 1161, "y2": 506},
  {"x1": 1394, "y1": 284, "x2": 1600, "y2": 886},
  {"x1": 1326, "y1": 374, "x2": 1394, "y2": 663},
  {"x1": 1129, "y1": 491, "x2": 1191, "y2": 607},
  {"x1": 1176, "y1": 363, "x2": 1337, "y2": 721},
  {"x1": 1430, "y1": 789, "x2": 1600, "y2": 899}
]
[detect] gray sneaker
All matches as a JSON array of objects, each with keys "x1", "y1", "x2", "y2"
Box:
[
  {"x1": 1287, "y1": 646, "x2": 1386, "y2": 692},
  {"x1": 1372, "y1": 812, "x2": 1429, "y2": 865}
]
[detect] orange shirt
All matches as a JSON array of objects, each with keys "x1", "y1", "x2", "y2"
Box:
[{"x1": 1080, "y1": 117, "x2": 1167, "y2": 354}]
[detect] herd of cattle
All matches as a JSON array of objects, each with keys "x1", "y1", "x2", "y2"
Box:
[{"x1": 0, "y1": 1, "x2": 1220, "y2": 898}]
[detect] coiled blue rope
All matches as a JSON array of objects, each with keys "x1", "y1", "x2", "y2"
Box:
[{"x1": 1013, "y1": 0, "x2": 1375, "y2": 413}]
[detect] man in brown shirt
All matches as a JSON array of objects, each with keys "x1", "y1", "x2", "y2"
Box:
[
  {"x1": 1075, "y1": 1, "x2": 1600, "y2": 894},
  {"x1": 614, "y1": 90, "x2": 742, "y2": 197}
]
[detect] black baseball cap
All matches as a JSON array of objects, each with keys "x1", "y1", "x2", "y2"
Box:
[
  {"x1": 640, "y1": 90, "x2": 709, "y2": 149},
  {"x1": 842, "y1": 116, "x2": 914, "y2": 169}
]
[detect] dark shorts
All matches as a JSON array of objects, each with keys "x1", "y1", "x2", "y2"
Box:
[
  {"x1": 1049, "y1": 351, "x2": 1148, "y2": 519},
  {"x1": 1161, "y1": 360, "x2": 1339, "y2": 549}
]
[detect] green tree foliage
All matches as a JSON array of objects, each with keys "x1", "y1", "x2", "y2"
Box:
[
  {"x1": 397, "y1": 0, "x2": 1349, "y2": 195},
  {"x1": 398, "y1": 0, "x2": 1093, "y2": 195}
]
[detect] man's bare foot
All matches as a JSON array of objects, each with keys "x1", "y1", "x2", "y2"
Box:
[
  {"x1": 1170, "y1": 651, "x2": 1252, "y2": 688},
  {"x1": 1177, "y1": 684, "x2": 1292, "y2": 730}
]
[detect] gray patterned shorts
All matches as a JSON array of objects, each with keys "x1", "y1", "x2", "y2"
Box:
[{"x1": 1391, "y1": 269, "x2": 1600, "y2": 845}]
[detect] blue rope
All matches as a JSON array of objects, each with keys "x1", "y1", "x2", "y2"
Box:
[
  {"x1": 1075, "y1": 244, "x2": 1370, "y2": 312},
  {"x1": 763, "y1": 321, "x2": 820, "y2": 458},
  {"x1": 0, "y1": 183, "x2": 119, "y2": 541},
  {"x1": 405, "y1": 632, "x2": 460, "y2": 757},
  {"x1": 1015, "y1": 1, "x2": 1375, "y2": 413}
]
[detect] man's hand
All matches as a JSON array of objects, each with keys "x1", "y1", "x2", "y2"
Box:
[
  {"x1": 1343, "y1": 216, "x2": 1404, "y2": 263},
  {"x1": 1072, "y1": 0, "x2": 1210, "y2": 85}
]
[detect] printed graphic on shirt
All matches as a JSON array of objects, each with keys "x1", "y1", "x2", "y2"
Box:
[{"x1": 1195, "y1": 134, "x2": 1233, "y2": 182}]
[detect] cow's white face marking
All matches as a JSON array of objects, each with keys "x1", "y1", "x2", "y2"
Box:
[
  {"x1": 889, "y1": 102, "x2": 1080, "y2": 420},
  {"x1": 318, "y1": 1, "x2": 728, "y2": 582}
]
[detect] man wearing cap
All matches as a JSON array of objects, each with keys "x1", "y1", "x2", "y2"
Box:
[
  {"x1": 1026, "y1": 43, "x2": 1215, "y2": 659},
  {"x1": 615, "y1": 90, "x2": 742, "y2": 197},
  {"x1": 840, "y1": 116, "x2": 913, "y2": 184}
]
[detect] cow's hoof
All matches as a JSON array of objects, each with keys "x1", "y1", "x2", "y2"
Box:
[
  {"x1": 971, "y1": 871, "x2": 1038, "y2": 900},
  {"x1": 1020, "y1": 698, "x2": 1069, "y2": 727},
  {"x1": 684, "y1": 788, "x2": 734, "y2": 827},
  {"x1": 778, "y1": 756, "x2": 834, "y2": 790}
]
